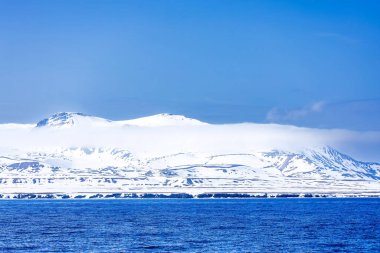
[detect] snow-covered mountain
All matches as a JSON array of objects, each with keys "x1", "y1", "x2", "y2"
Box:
[
  {"x1": 36, "y1": 112, "x2": 111, "y2": 128},
  {"x1": 116, "y1": 113, "x2": 208, "y2": 127},
  {"x1": 0, "y1": 112, "x2": 379, "y2": 198},
  {"x1": 35, "y1": 112, "x2": 207, "y2": 128}
]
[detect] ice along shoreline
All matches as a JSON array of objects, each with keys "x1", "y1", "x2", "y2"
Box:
[{"x1": 1, "y1": 192, "x2": 380, "y2": 199}]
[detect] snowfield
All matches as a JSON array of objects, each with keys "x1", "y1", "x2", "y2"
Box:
[{"x1": 0, "y1": 112, "x2": 379, "y2": 198}]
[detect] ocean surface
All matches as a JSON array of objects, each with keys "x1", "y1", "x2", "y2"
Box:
[{"x1": 0, "y1": 199, "x2": 379, "y2": 252}]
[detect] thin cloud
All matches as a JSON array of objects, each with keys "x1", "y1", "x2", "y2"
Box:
[
  {"x1": 266, "y1": 101, "x2": 326, "y2": 122},
  {"x1": 0, "y1": 119, "x2": 379, "y2": 161}
]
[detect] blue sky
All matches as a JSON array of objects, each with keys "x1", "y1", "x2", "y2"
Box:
[{"x1": 1, "y1": 0, "x2": 380, "y2": 130}]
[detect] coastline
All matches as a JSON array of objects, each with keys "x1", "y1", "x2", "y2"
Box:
[{"x1": 1, "y1": 192, "x2": 380, "y2": 199}]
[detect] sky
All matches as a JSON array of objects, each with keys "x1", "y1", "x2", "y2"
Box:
[{"x1": 0, "y1": 0, "x2": 380, "y2": 131}]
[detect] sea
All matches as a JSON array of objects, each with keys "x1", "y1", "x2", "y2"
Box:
[{"x1": 0, "y1": 198, "x2": 379, "y2": 252}]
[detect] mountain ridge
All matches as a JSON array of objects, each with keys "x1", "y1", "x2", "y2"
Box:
[
  {"x1": 35, "y1": 112, "x2": 208, "y2": 128},
  {"x1": 0, "y1": 112, "x2": 379, "y2": 198}
]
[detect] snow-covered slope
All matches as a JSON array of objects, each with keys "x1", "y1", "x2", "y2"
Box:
[
  {"x1": 36, "y1": 112, "x2": 110, "y2": 128},
  {"x1": 0, "y1": 112, "x2": 379, "y2": 198},
  {"x1": 115, "y1": 113, "x2": 208, "y2": 127}
]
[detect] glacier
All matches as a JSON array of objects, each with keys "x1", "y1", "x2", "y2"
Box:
[{"x1": 0, "y1": 112, "x2": 379, "y2": 198}]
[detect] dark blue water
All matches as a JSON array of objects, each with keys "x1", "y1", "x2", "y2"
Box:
[{"x1": 0, "y1": 199, "x2": 379, "y2": 252}]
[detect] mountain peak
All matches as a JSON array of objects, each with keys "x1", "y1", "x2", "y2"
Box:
[
  {"x1": 119, "y1": 113, "x2": 208, "y2": 127},
  {"x1": 36, "y1": 112, "x2": 110, "y2": 128}
]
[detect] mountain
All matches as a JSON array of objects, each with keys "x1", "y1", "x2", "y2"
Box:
[
  {"x1": 0, "y1": 112, "x2": 379, "y2": 198},
  {"x1": 35, "y1": 112, "x2": 207, "y2": 128},
  {"x1": 116, "y1": 113, "x2": 208, "y2": 127},
  {"x1": 36, "y1": 112, "x2": 110, "y2": 128}
]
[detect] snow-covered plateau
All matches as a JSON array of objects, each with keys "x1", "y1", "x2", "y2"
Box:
[{"x1": 0, "y1": 112, "x2": 379, "y2": 199}]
